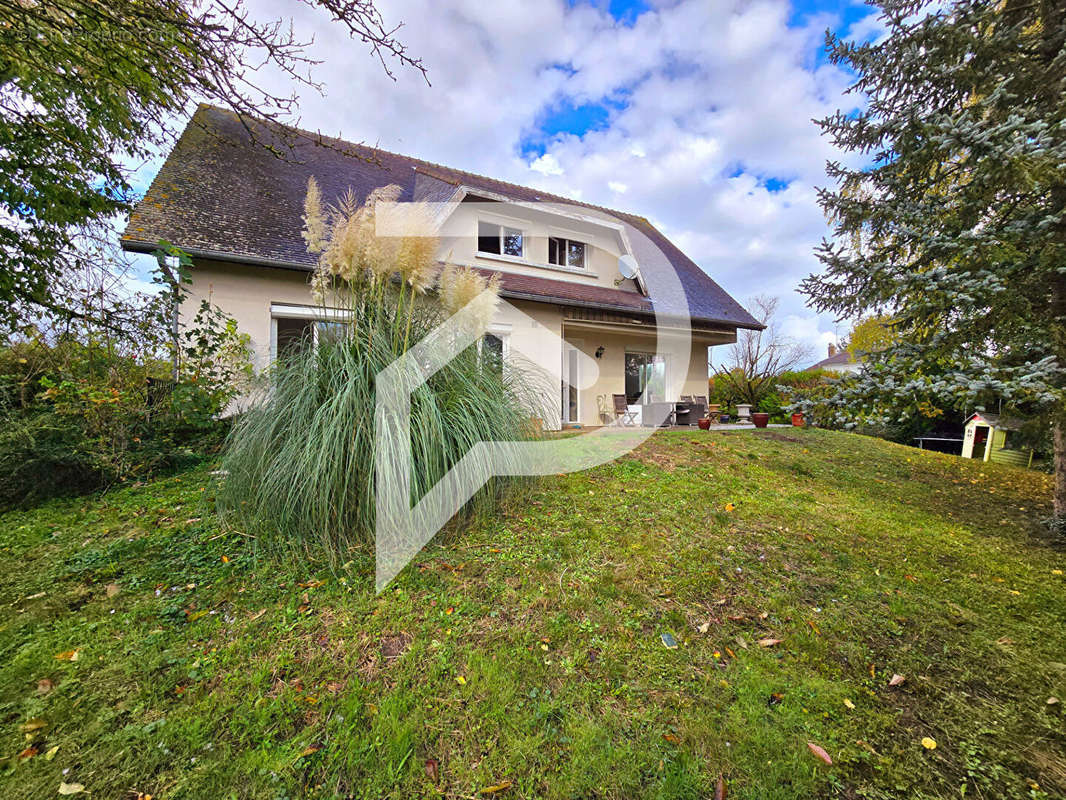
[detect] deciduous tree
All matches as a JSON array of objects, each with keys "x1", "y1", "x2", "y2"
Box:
[
  {"x1": 711, "y1": 295, "x2": 811, "y2": 407},
  {"x1": 0, "y1": 0, "x2": 424, "y2": 328}
]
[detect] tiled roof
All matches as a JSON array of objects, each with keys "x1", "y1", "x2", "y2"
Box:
[
  {"x1": 122, "y1": 104, "x2": 762, "y2": 330},
  {"x1": 474, "y1": 267, "x2": 652, "y2": 314}
]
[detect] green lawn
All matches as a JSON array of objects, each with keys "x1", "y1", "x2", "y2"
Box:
[{"x1": 0, "y1": 429, "x2": 1063, "y2": 799}]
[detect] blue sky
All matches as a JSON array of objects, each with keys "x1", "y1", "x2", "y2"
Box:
[{"x1": 129, "y1": 0, "x2": 882, "y2": 361}]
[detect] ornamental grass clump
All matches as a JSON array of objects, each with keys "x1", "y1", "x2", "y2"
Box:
[{"x1": 217, "y1": 178, "x2": 540, "y2": 562}]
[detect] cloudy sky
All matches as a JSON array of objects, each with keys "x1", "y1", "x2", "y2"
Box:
[{"x1": 134, "y1": 0, "x2": 881, "y2": 366}]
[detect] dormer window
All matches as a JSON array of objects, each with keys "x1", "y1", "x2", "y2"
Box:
[
  {"x1": 478, "y1": 221, "x2": 524, "y2": 257},
  {"x1": 548, "y1": 236, "x2": 586, "y2": 269}
]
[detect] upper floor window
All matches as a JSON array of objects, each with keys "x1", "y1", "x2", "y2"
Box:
[
  {"x1": 478, "y1": 221, "x2": 523, "y2": 257},
  {"x1": 548, "y1": 236, "x2": 586, "y2": 269}
]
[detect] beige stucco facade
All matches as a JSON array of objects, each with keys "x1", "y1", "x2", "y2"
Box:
[{"x1": 184, "y1": 239, "x2": 732, "y2": 428}]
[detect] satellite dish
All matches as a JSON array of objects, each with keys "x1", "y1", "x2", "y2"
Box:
[{"x1": 618, "y1": 254, "x2": 640, "y2": 280}]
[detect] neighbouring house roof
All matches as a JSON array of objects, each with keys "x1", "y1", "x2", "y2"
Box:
[
  {"x1": 121, "y1": 104, "x2": 762, "y2": 331},
  {"x1": 965, "y1": 412, "x2": 1023, "y2": 431},
  {"x1": 808, "y1": 350, "x2": 859, "y2": 371}
]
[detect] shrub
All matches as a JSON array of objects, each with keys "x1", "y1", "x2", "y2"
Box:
[
  {"x1": 216, "y1": 180, "x2": 540, "y2": 561},
  {"x1": 0, "y1": 292, "x2": 250, "y2": 508},
  {"x1": 0, "y1": 411, "x2": 102, "y2": 507}
]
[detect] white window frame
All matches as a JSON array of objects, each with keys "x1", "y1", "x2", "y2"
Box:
[
  {"x1": 562, "y1": 339, "x2": 583, "y2": 425},
  {"x1": 548, "y1": 235, "x2": 588, "y2": 270},
  {"x1": 478, "y1": 323, "x2": 511, "y2": 372},
  {"x1": 624, "y1": 349, "x2": 671, "y2": 404},
  {"x1": 477, "y1": 219, "x2": 525, "y2": 259},
  {"x1": 269, "y1": 303, "x2": 351, "y2": 361}
]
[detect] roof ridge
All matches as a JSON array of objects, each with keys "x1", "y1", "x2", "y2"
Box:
[{"x1": 194, "y1": 103, "x2": 651, "y2": 225}]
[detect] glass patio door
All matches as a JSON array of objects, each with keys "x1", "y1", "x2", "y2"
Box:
[
  {"x1": 562, "y1": 343, "x2": 580, "y2": 424},
  {"x1": 625, "y1": 352, "x2": 666, "y2": 404}
]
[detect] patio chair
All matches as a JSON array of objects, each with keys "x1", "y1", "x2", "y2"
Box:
[
  {"x1": 612, "y1": 394, "x2": 638, "y2": 427},
  {"x1": 674, "y1": 397, "x2": 693, "y2": 426},
  {"x1": 690, "y1": 395, "x2": 709, "y2": 422}
]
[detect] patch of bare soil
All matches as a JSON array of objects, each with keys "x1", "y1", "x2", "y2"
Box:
[
  {"x1": 756, "y1": 431, "x2": 802, "y2": 443},
  {"x1": 381, "y1": 632, "x2": 412, "y2": 664}
]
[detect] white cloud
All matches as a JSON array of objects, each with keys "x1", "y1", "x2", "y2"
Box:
[
  {"x1": 135, "y1": 0, "x2": 874, "y2": 352},
  {"x1": 781, "y1": 313, "x2": 842, "y2": 364},
  {"x1": 529, "y1": 153, "x2": 565, "y2": 176}
]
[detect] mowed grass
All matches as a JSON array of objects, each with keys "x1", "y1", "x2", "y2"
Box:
[{"x1": 0, "y1": 429, "x2": 1064, "y2": 799}]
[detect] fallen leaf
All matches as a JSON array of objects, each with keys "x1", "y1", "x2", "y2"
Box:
[
  {"x1": 221, "y1": 555, "x2": 229, "y2": 563},
  {"x1": 662, "y1": 733, "x2": 680, "y2": 744},
  {"x1": 768, "y1": 692, "x2": 784, "y2": 707},
  {"x1": 697, "y1": 622, "x2": 710, "y2": 634},
  {"x1": 843, "y1": 698, "x2": 856, "y2": 710},
  {"x1": 17, "y1": 746, "x2": 38, "y2": 762},
  {"x1": 455, "y1": 675, "x2": 466, "y2": 685},
  {"x1": 248, "y1": 609, "x2": 267, "y2": 622},
  {"x1": 37, "y1": 678, "x2": 55, "y2": 695},
  {"x1": 25, "y1": 591, "x2": 46, "y2": 600},
  {"x1": 105, "y1": 583, "x2": 120, "y2": 597},
  {"x1": 724, "y1": 503, "x2": 735, "y2": 512},
  {"x1": 807, "y1": 742, "x2": 832, "y2": 765},
  {"x1": 888, "y1": 673, "x2": 906, "y2": 687},
  {"x1": 44, "y1": 745, "x2": 59, "y2": 761},
  {"x1": 54, "y1": 649, "x2": 80, "y2": 662},
  {"x1": 58, "y1": 783, "x2": 85, "y2": 795},
  {"x1": 921, "y1": 737, "x2": 937, "y2": 750},
  {"x1": 660, "y1": 632, "x2": 678, "y2": 649},
  {"x1": 480, "y1": 781, "x2": 512, "y2": 795},
  {"x1": 1047, "y1": 697, "x2": 1060, "y2": 706},
  {"x1": 20, "y1": 718, "x2": 47, "y2": 733},
  {"x1": 424, "y1": 757, "x2": 439, "y2": 784},
  {"x1": 757, "y1": 638, "x2": 782, "y2": 648},
  {"x1": 298, "y1": 746, "x2": 320, "y2": 758},
  {"x1": 714, "y1": 774, "x2": 727, "y2": 800}
]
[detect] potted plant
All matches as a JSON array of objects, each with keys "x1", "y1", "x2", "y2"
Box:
[
  {"x1": 697, "y1": 416, "x2": 712, "y2": 430},
  {"x1": 791, "y1": 412, "x2": 804, "y2": 427},
  {"x1": 752, "y1": 411, "x2": 770, "y2": 428}
]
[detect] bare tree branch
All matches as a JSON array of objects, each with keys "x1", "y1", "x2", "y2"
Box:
[{"x1": 711, "y1": 295, "x2": 813, "y2": 406}]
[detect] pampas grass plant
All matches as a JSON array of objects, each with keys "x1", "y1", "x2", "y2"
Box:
[{"x1": 216, "y1": 179, "x2": 540, "y2": 562}]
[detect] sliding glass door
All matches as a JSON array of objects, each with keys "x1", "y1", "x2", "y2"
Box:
[
  {"x1": 625, "y1": 352, "x2": 667, "y2": 404},
  {"x1": 562, "y1": 342, "x2": 581, "y2": 424}
]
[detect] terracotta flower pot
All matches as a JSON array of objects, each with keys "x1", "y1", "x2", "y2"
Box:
[
  {"x1": 791, "y1": 412, "x2": 804, "y2": 427},
  {"x1": 697, "y1": 418, "x2": 712, "y2": 430},
  {"x1": 752, "y1": 412, "x2": 770, "y2": 428}
]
